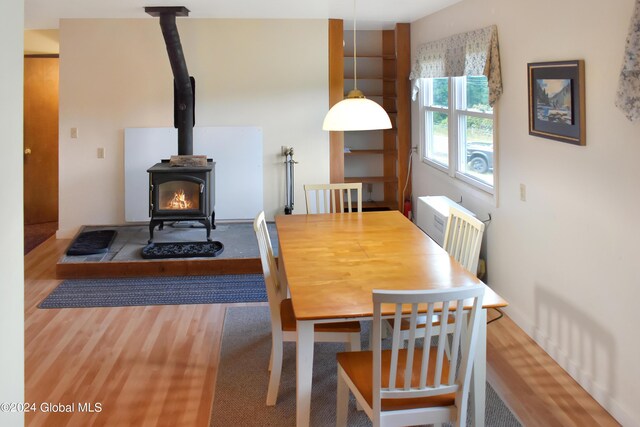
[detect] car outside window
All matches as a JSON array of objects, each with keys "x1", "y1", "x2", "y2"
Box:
[{"x1": 419, "y1": 76, "x2": 495, "y2": 194}]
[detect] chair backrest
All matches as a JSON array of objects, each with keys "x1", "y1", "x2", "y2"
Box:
[
  {"x1": 253, "y1": 212, "x2": 286, "y2": 322},
  {"x1": 303, "y1": 183, "x2": 362, "y2": 214},
  {"x1": 443, "y1": 206, "x2": 485, "y2": 275},
  {"x1": 371, "y1": 285, "x2": 485, "y2": 418}
]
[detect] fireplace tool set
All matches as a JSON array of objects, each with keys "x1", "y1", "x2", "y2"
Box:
[{"x1": 283, "y1": 147, "x2": 297, "y2": 214}]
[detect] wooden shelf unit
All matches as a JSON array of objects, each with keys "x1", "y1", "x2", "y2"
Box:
[{"x1": 328, "y1": 20, "x2": 411, "y2": 212}]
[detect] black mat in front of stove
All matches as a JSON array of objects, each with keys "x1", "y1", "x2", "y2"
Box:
[
  {"x1": 66, "y1": 230, "x2": 118, "y2": 256},
  {"x1": 141, "y1": 241, "x2": 224, "y2": 259}
]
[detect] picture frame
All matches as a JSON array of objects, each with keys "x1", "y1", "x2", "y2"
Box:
[{"x1": 527, "y1": 60, "x2": 585, "y2": 146}]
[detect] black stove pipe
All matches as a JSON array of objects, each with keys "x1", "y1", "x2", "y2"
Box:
[{"x1": 146, "y1": 6, "x2": 194, "y2": 156}]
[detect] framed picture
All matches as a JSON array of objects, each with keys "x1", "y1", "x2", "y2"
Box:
[{"x1": 527, "y1": 60, "x2": 585, "y2": 146}]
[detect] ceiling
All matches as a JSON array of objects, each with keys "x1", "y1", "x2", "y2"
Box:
[{"x1": 25, "y1": 0, "x2": 462, "y2": 30}]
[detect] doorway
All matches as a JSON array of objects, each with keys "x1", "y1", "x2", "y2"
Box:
[{"x1": 24, "y1": 55, "x2": 59, "y2": 254}]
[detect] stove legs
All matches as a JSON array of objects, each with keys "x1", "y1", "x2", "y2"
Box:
[
  {"x1": 148, "y1": 219, "x2": 164, "y2": 244},
  {"x1": 148, "y1": 217, "x2": 212, "y2": 243},
  {"x1": 202, "y1": 218, "x2": 212, "y2": 242}
]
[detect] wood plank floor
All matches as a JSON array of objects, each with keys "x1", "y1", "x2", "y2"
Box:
[{"x1": 24, "y1": 237, "x2": 620, "y2": 426}]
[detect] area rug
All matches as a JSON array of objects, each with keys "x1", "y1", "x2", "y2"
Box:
[
  {"x1": 38, "y1": 274, "x2": 267, "y2": 309},
  {"x1": 210, "y1": 306, "x2": 521, "y2": 427},
  {"x1": 24, "y1": 221, "x2": 57, "y2": 255}
]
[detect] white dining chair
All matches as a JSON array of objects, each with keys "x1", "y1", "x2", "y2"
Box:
[
  {"x1": 303, "y1": 183, "x2": 363, "y2": 214},
  {"x1": 390, "y1": 205, "x2": 486, "y2": 347},
  {"x1": 443, "y1": 205, "x2": 486, "y2": 276},
  {"x1": 336, "y1": 285, "x2": 485, "y2": 427},
  {"x1": 253, "y1": 211, "x2": 361, "y2": 406}
]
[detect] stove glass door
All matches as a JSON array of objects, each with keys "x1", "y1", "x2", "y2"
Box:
[{"x1": 158, "y1": 180, "x2": 201, "y2": 212}]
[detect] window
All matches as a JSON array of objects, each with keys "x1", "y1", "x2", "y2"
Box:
[{"x1": 420, "y1": 76, "x2": 495, "y2": 193}]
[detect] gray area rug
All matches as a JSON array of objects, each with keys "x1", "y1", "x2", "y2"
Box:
[
  {"x1": 211, "y1": 306, "x2": 521, "y2": 427},
  {"x1": 38, "y1": 274, "x2": 267, "y2": 309}
]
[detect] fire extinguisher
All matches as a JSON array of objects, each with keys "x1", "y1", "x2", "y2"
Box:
[{"x1": 403, "y1": 199, "x2": 412, "y2": 219}]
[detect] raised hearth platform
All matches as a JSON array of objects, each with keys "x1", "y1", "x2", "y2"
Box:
[{"x1": 56, "y1": 221, "x2": 277, "y2": 279}]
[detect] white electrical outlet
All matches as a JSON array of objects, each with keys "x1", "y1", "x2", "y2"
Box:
[
  {"x1": 519, "y1": 183, "x2": 526, "y2": 201},
  {"x1": 97, "y1": 147, "x2": 105, "y2": 159},
  {"x1": 70, "y1": 128, "x2": 78, "y2": 139}
]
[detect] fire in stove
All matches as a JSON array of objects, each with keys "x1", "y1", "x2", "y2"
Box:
[
  {"x1": 158, "y1": 180, "x2": 201, "y2": 211},
  {"x1": 167, "y1": 189, "x2": 192, "y2": 210}
]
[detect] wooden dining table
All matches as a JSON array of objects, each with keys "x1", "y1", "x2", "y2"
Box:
[{"x1": 275, "y1": 210, "x2": 508, "y2": 427}]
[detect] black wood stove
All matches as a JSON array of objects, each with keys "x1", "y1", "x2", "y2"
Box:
[
  {"x1": 147, "y1": 160, "x2": 215, "y2": 243},
  {"x1": 144, "y1": 6, "x2": 219, "y2": 247}
]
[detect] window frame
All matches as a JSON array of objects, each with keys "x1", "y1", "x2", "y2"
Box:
[
  {"x1": 419, "y1": 76, "x2": 496, "y2": 196},
  {"x1": 421, "y1": 78, "x2": 450, "y2": 174}
]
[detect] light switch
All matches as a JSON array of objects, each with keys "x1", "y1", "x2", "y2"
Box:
[
  {"x1": 97, "y1": 147, "x2": 105, "y2": 159},
  {"x1": 71, "y1": 128, "x2": 78, "y2": 139},
  {"x1": 519, "y1": 183, "x2": 526, "y2": 202}
]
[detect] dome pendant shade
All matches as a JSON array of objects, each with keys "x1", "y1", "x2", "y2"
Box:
[{"x1": 322, "y1": 90, "x2": 392, "y2": 131}]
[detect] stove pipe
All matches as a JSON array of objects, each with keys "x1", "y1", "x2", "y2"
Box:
[{"x1": 145, "y1": 6, "x2": 194, "y2": 156}]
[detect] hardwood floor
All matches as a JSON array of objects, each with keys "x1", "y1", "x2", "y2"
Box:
[
  {"x1": 24, "y1": 237, "x2": 619, "y2": 426},
  {"x1": 486, "y1": 309, "x2": 619, "y2": 427},
  {"x1": 25, "y1": 238, "x2": 227, "y2": 427}
]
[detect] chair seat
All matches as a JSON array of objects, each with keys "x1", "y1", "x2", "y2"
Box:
[
  {"x1": 337, "y1": 348, "x2": 455, "y2": 411},
  {"x1": 280, "y1": 299, "x2": 361, "y2": 333},
  {"x1": 388, "y1": 314, "x2": 456, "y2": 331}
]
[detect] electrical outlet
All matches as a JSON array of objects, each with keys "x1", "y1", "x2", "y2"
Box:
[
  {"x1": 519, "y1": 183, "x2": 526, "y2": 201},
  {"x1": 70, "y1": 128, "x2": 78, "y2": 139},
  {"x1": 97, "y1": 147, "x2": 105, "y2": 159}
]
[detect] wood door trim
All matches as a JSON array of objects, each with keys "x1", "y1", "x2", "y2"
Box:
[{"x1": 24, "y1": 56, "x2": 59, "y2": 225}]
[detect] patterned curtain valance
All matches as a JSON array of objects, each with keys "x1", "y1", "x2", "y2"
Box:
[
  {"x1": 410, "y1": 24, "x2": 503, "y2": 106},
  {"x1": 615, "y1": 0, "x2": 640, "y2": 122}
]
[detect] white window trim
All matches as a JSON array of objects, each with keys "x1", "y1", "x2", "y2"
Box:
[
  {"x1": 419, "y1": 77, "x2": 497, "y2": 197},
  {"x1": 420, "y1": 79, "x2": 449, "y2": 173}
]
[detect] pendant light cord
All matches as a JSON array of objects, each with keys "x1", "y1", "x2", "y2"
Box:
[{"x1": 353, "y1": 0, "x2": 357, "y2": 91}]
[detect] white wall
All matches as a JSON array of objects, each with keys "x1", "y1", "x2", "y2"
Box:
[
  {"x1": 0, "y1": 1, "x2": 24, "y2": 426},
  {"x1": 410, "y1": 0, "x2": 639, "y2": 424},
  {"x1": 58, "y1": 19, "x2": 329, "y2": 237}
]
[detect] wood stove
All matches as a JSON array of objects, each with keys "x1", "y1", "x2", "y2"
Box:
[
  {"x1": 147, "y1": 160, "x2": 215, "y2": 243},
  {"x1": 143, "y1": 6, "x2": 220, "y2": 247}
]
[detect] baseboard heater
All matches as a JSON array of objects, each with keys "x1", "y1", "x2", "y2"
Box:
[{"x1": 415, "y1": 196, "x2": 476, "y2": 247}]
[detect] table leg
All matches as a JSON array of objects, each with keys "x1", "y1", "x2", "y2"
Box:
[
  {"x1": 471, "y1": 308, "x2": 487, "y2": 427},
  {"x1": 297, "y1": 320, "x2": 314, "y2": 427}
]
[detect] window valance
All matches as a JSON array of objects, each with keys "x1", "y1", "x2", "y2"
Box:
[{"x1": 410, "y1": 24, "x2": 503, "y2": 106}]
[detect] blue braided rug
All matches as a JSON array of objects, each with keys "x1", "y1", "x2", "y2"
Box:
[{"x1": 38, "y1": 274, "x2": 267, "y2": 309}]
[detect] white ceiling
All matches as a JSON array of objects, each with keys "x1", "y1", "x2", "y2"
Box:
[{"x1": 25, "y1": 0, "x2": 462, "y2": 30}]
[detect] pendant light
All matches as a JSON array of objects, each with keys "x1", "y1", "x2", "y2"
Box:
[{"x1": 322, "y1": 0, "x2": 392, "y2": 131}]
